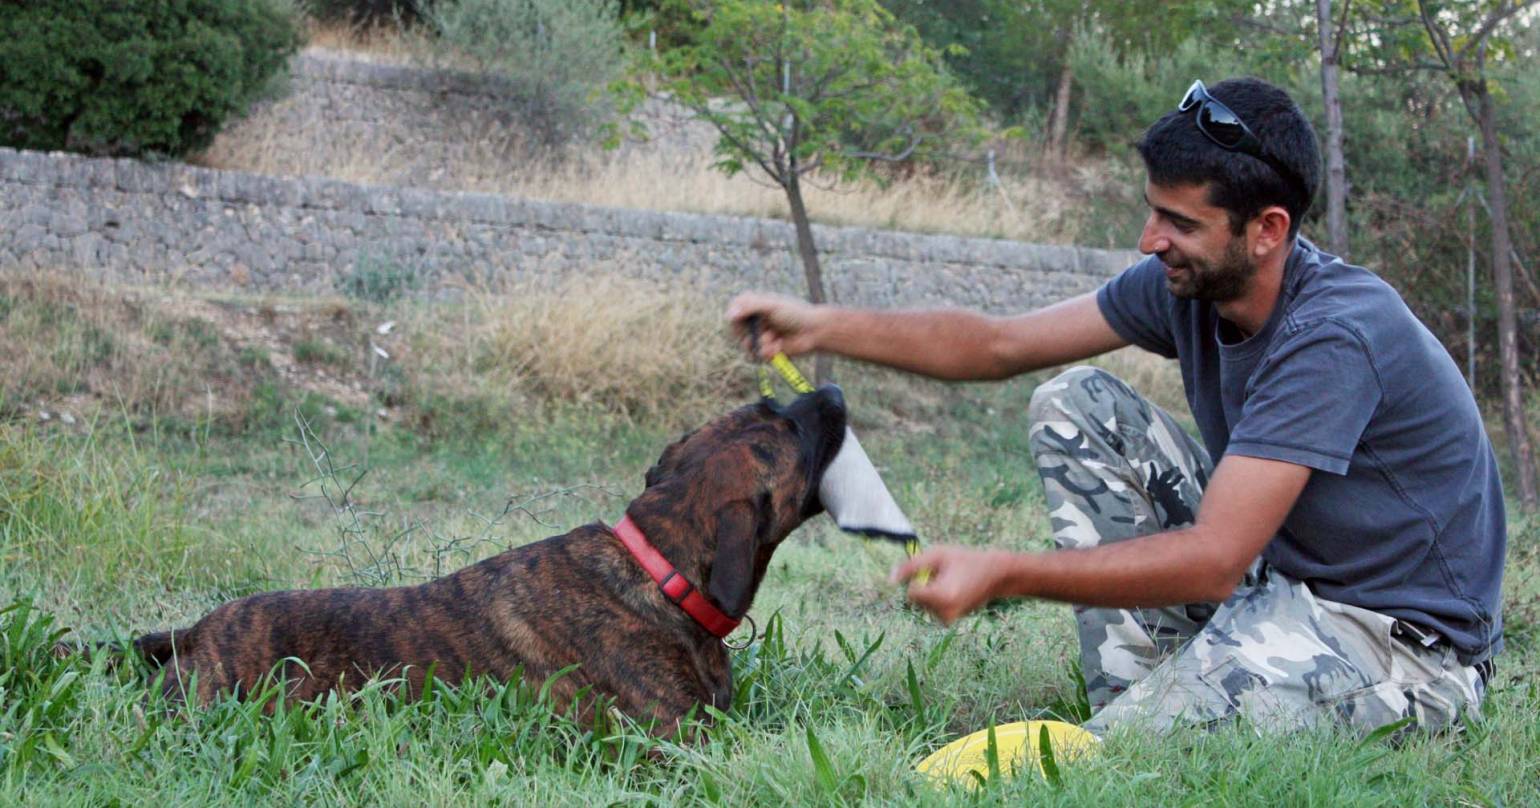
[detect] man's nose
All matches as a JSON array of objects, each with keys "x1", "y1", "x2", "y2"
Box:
[{"x1": 1138, "y1": 213, "x2": 1170, "y2": 256}]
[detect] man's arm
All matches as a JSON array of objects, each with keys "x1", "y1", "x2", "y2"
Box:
[
  {"x1": 725, "y1": 291, "x2": 1128, "y2": 381},
  {"x1": 892, "y1": 455, "x2": 1312, "y2": 624}
]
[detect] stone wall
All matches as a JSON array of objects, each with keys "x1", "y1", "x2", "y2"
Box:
[
  {"x1": 0, "y1": 146, "x2": 1137, "y2": 312},
  {"x1": 0, "y1": 50, "x2": 1140, "y2": 311}
]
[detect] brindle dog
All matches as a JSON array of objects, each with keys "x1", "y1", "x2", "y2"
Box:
[{"x1": 130, "y1": 386, "x2": 847, "y2": 732}]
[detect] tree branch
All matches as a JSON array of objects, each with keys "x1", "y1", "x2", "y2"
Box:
[
  {"x1": 1332, "y1": 0, "x2": 1355, "y2": 61},
  {"x1": 1464, "y1": 0, "x2": 1538, "y2": 59}
]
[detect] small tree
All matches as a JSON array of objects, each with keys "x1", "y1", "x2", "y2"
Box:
[{"x1": 628, "y1": 0, "x2": 985, "y2": 381}]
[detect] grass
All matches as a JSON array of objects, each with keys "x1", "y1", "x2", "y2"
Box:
[{"x1": 1, "y1": 275, "x2": 1537, "y2": 805}]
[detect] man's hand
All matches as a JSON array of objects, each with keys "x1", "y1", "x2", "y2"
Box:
[
  {"x1": 890, "y1": 545, "x2": 1015, "y2": 625},
  {"x1": 724, "y1": 292, "x2": 824, "y2": 360}
]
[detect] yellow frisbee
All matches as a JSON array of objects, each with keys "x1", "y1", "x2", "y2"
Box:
[{"x1": 916, "y1": 720, "x2": 1100, "y2": 785}]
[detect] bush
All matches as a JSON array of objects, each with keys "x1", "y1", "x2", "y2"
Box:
[
  {"x1": 0, "y1": 0, "x2": 304, "y2": 158},
  {"x1": 336, "y1": 253, "x2": 426, "y2": 304},
  {"x1": 416, "y1": 0, "x2": 628, "y2": 144}
]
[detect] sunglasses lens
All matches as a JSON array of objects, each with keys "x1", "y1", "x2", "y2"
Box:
[{"x1": 1196, "y1": 103, "x2": 1247, "y2": 147}]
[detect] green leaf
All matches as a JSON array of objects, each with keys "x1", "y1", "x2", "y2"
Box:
[
  {"x1": 984, "y1": 722, "x2": 1000, "y2": 785},
  {"x1": 41, "y1": 732, "x2": 75, "y2": 768},
  {"x1": 925, "y1": 630, "x2": 958, "y2": 671},
  {"x1": 837, "y1": 632, "x2": 885, "y2": 688},
  {"x1": 806, "y1": 724, "x2": 839, "y2": 794},
  {"x1": 1038, "y1": 722, "x2": 1063, "y2": 787},
  {"x1": 905, "y1": 659, "x2": 925, "y2": 723}
]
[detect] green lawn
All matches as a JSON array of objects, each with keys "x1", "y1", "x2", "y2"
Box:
[{"x1": 2, "y1": 303, "x2": 1537, "y2": 805}]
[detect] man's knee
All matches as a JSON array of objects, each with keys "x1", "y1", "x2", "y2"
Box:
[{"x1": 1028, "y1": 365, "x2": 1124, "y2": 423}]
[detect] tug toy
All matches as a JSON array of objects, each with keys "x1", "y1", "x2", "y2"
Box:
[{"x1": 749, "y1": 328, "x2": 924, "y2": 581}]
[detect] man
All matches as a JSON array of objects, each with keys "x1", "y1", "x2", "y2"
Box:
[{"x1": 726, "y1": 78, "x2": 1504, "y2": 736}]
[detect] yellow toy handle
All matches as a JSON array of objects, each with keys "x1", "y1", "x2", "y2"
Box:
[{"x1": 768, "y1": 353, "x2": 814, "y2": 395}]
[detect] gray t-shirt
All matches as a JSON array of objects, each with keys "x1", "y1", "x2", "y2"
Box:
[{"x1": 1096, "y1": 239, "x2": 1505, "y2": 663}]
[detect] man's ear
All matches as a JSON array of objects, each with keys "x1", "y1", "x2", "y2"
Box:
[
  {"x1": 705, "y1": 501, "x2": 759, "y2": 618},
  {"x1": 1250, "y1": 205, "x2": 1292, "y2": 256}
]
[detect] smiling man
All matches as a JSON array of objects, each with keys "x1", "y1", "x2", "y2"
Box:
[{"x1": 725, "y1": 77, "x2": 1505, "y2": 736}]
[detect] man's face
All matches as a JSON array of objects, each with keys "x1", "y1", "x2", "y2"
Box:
[{"x1": 1137, "y1": 181, "x2": 1256, "y2": 302}]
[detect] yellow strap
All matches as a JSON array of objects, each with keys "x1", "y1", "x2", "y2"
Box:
[
  {"x1": 757, "y1": 364, "x2": 777, "y2": 400},
  {"x1": 769, "y1": 353, "x2": 815, "y2": 394}
]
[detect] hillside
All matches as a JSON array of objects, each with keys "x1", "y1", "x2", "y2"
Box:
[{"x1": 193, "y1": 46, "x2": 1147, "y2": 251}]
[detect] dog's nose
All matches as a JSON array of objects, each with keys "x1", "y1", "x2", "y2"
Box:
[
  {"x1": 783, "y1": 383, "x2": 847, "y2": 432},
  {"x1": 815, "y1": 383, "x2": 845, "y2": 413}
]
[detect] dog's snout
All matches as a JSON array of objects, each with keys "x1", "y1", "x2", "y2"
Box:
[
  {"x1": 784, "y1": 384, "x2": 847, "y2": 430},
  {"x1": 816, "y1": 383, "x2": 846, "y2": 414}
]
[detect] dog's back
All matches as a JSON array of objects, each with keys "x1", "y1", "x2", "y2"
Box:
[{"x1": 132, "y1": 526, "x2": 676, "y2": 710}]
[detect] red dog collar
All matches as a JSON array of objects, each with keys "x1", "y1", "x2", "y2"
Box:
[{"x1": 613, "y1": 515, "x2": 741, "y2": 639}]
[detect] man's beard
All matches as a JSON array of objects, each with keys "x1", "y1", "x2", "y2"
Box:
[{"x1": 1163, "y1": 237, "x2": 1255, "y2": 302}]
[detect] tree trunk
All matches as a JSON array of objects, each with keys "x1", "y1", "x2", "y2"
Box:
[
  {"x1": 1472, "y1": 81, "x2": 1538, "y2": 509},
  {"x1": 1048, "y1": 55, "x2": 1074, "y2": 161},
  {"x1": 784, "y1": 173, "x2": 833, "y2": 384},
  {"x1": 1315, "y1": 0, "x2": 1350, "y2": 258}
]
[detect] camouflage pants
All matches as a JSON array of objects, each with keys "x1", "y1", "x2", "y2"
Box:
[{"x1": 1028, "y1": 366, "x2": 1485, "y2": 736}]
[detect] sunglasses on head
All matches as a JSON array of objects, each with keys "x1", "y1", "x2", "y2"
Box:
[{"x1": 1178, "y1": 80, "x2": 1306, "y2": 201}]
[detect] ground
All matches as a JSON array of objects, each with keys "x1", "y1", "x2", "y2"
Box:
[{"x1": 1, "y1": 276, "x2": 1536, "y2": 805}]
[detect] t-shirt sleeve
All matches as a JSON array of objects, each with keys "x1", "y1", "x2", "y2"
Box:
[
  {"x1": 1096, "y1": 256, "x2": 1178, "y2": 358},
  {"x1": 1226, "y1": 320, "x2": 1382, "y2": 474}
]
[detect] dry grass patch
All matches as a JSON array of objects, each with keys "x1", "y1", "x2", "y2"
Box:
[
  {"x1": 0, "y1": 273, "x2": 254, "y2": 424},
  {"x1": 397, "y1": 272, "x2": 750, "y2": 428},
  {"x1": 0, "y1": 270, "x2": 756, "y2": 436},
  {"x1": 302, "y1": 19, "x2": 418, "y2": 64},
  {"x1": 1, "y1": 268, "x2": 1181, "y2": 445},
  {"x1": 0, "y1": 272, "x2": 383, "y2": 429}
]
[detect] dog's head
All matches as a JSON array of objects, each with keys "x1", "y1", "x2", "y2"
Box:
[{"x1": 628, "y1": 385, "x2": 847, "y2": 618}]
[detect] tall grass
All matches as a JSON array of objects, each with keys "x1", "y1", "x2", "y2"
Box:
[
  {"x1": 463, "y1": 273, "x2": 748, "y2": 423},
  {"x1": 0, "y1": 424, "x2": 199, "y2": 591}
]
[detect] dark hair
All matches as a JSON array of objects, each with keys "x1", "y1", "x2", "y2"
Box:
[{"x1": 1136, "y1": 77, "x2": 1321, "y2": 239}]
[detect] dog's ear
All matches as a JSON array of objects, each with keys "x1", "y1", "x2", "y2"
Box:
[
  {"x1": 645, "y1": 429, "x2": 700, "y2": 488},
  {"x1": 705, "y1": 500, "x2": 760, "y2": 618}
]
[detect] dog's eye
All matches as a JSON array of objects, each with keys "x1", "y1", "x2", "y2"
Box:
[{"x1": 750, "y1": 442, "x2": 778, "y2": 467}]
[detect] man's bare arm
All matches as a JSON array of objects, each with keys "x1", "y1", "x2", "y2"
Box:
[
  {"x1": 725, "y1": 291, "x2": 1127, "y2": 381},
  {"x1": 893, "y1": 455, "x2": 1312, "y2": 624}
]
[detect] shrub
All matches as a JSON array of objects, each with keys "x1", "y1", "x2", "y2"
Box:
[
  {"x1": 336, "y1": 253, "x2": 425, "y2": 304},
  {"x1": 415, "y1": 0, "x2": 628, "y2": 144},
  {"x1": 0, "y1": 0, "x2": 304, "y2": 158}
]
